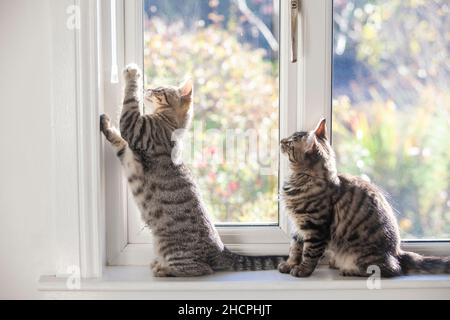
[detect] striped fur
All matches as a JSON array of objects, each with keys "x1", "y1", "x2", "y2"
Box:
[
  {"x1": 279, "y1": 119, "x2": 450, "y2": 278},
  {"x1": 100, "y1": 64, "x2": 285, "y2": 277}
]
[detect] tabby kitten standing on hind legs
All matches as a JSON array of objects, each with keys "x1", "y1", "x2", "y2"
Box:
[
  {"x1": 279, "y1": 119, "x2": 450, "y2": 278},
  {"x1": 100, "y1": 64, "x2": 285, "y2": 277}
]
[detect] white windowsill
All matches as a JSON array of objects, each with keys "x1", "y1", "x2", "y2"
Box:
[{"x1": 38, "y1": 266, "x2": 450, "y2": 299}]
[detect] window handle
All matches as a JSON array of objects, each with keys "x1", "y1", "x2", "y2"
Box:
[{"x1": 291, "y1": 0, "x2": 299, "y2": 63}]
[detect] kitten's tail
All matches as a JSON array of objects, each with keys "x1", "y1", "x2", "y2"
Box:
[
  {"x1": 399, "y1": 251, "x2": 450, "y2": 274},
  {"x1": 222, "y1": 248, "x2": 287, "y2": 271}
]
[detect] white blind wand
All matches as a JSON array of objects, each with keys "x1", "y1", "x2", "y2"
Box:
[{"x1": 110, "y1": 0, "x2": 119, "y2": 84}]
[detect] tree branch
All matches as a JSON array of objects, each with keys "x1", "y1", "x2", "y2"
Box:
[{"x1": 233, "y1": 0, "x2": 279, "y2": 52}]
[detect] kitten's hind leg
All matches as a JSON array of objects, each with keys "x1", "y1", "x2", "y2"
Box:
[
  {"x1": 153, "y1": 260, "x2": 214, "y2": 277},
  {"x1": 329, "y1": 259, "x2": 339, "y2": 270},
  {"x1": 328, "y1": 252, "x2": 339, "y2": 270},
  {"x1": 151, "y1": 259, "x2": 168, "y2": 276},
  {"x1": 363, "y1": 256, "x2": 402, "y2": 278},
  {"x1": 339, "y1": 255, "x2": 402, "y2": 278}
]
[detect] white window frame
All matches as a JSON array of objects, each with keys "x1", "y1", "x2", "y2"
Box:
[
  {"x1": 104, "y1": 0, "x2": 450, "y2": 266},
  {"x1": 48, "y1": 0, "x2": 450, "y2": 278},
  {"x1": 102, "y1": 0, "x2": 341, "y2": 266},
  {"x1": 104, "y1": 0, "x2": 303, "y2": 266}
]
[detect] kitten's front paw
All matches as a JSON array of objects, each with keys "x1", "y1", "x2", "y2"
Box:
[
  {"x1": 278, "y1": 261, "x2": 297, "y2": 274},
  {"x1": 123, "y1": 63, "x2": 142, "y2": 81},
  {"x1": 290, "y1": 265, "x2": 314, "y2": 278},
  {"x1": 100, "y1": 114, "x2": 111, "y2": 133}
]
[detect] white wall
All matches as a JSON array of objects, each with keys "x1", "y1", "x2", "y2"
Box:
[{"x1": 0, "y1": 0, "x2": 55, "y2": 299}]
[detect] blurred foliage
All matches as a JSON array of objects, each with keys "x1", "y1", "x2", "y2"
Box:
[
  {"x1": 144, "y1": 0, "x2": 278, "y2": 53},
  {"x1": 333, "y1": 0, "x2": 450, "y2": 238},
  {"x1": 143, "y1": 3, "x2": 279, "y2": 223}
]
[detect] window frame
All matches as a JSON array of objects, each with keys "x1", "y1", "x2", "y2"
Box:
[
  {"x1": 100, "y1": 0, "x2": 450, "y2": 267},
  {"x1": 46, "y1": 0, "x2": 450, "y2": 279},
  {"x1": 105, "y1": 0, "x2": 302, "y2": 265}
]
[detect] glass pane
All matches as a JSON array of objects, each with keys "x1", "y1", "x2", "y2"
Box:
[
  {"x1": 143, "y1": 0, "x2": 279, "y2": 224},
  {"x1": 332, "y1": 0, "x2": 450, "y2": 239}
]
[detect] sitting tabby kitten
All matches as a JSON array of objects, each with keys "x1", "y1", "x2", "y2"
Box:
[
  {"x1": 279, "y1": 119, "x2": 450, "y2": 278},
  {"x1": 100, "y1": 64, "x2": 285, "y2": 277}
]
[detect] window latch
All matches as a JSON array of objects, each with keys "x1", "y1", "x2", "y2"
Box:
[{"x1": 291, "y1": 0, "x2": 299, "y2": 63}]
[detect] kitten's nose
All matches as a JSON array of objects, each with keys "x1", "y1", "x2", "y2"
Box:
[{"x1": 280, "y1": 138, "x2": 289, "y2": 146}]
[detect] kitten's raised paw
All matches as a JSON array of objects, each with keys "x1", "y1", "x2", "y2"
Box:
[
  {"x1": 278, "y1": 261, "x2": 296, "y2": 274},
  {"x1": 123, "y1": 63, "x2": 142, "y2": 80},
  {"x1": 100, "y1": 114, "x2": 111, "y2": 133},
  {"x1": 290, "y1": 265, "x2": 314, "y2": 278}
]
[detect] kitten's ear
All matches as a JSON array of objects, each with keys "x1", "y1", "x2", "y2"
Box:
[
  {"x1": 179, "y1": 78, "x2": 193, "y2": 102},
  {"x1": 314, "y1": 118, "x2": 327, "y2": 140}
]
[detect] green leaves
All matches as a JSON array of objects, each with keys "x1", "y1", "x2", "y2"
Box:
[{"x1": 333, "y1": 88, "x2": 450, "y2": 239}]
